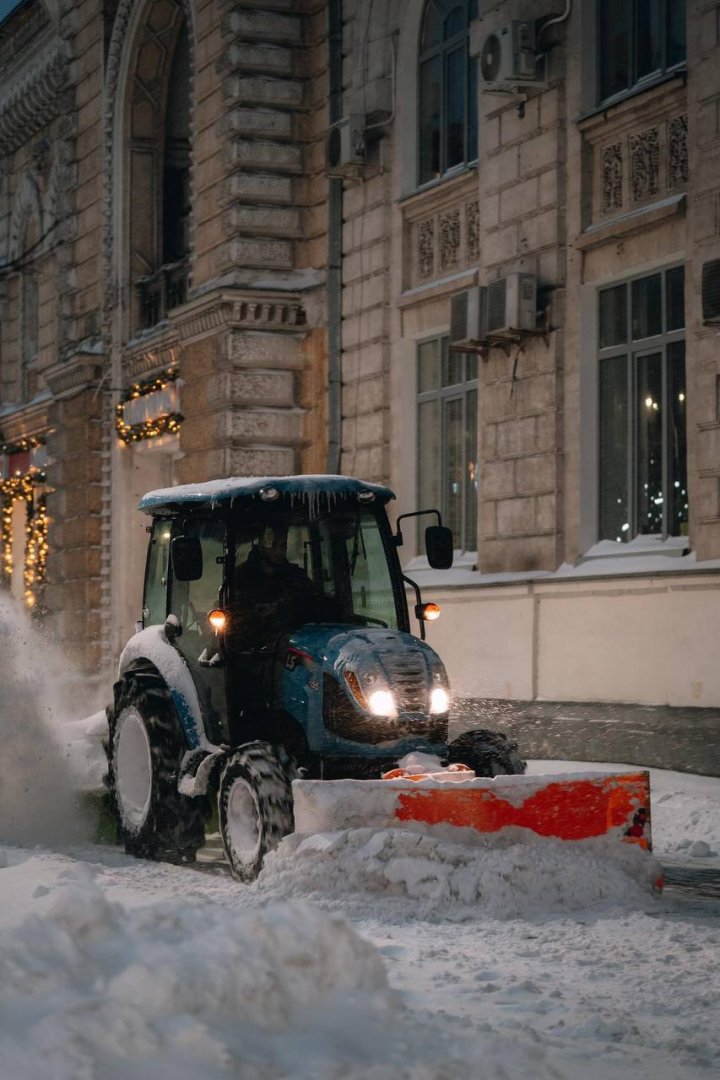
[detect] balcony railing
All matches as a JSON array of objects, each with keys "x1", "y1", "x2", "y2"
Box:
[{"x1": 136, "y1": 260, "x2": 189, "y2": 330}]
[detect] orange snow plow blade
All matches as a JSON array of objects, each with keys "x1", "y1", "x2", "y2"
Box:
[
  {"x1": 292, "y1": 770, "x2": 653, "y2": 852},
  {"x1": 391, "y1": 772, "x2": 653, "y2": 849}
]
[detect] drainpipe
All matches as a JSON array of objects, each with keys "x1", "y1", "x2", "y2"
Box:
[{"x1": 326, "y1": 0, "x2": 343, "y2": 474}]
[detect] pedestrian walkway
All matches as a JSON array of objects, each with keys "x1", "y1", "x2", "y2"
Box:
[{"x1": 450, "y1": 699, "x2": 720, "y2": 778}]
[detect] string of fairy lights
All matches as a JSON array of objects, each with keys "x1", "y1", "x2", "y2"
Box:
[
  {"x1": 115, "y1": 366, "x2": 184, "y2": 444},
  {"x1": 2, "y1": 370, "x2": 182, "y2": 609},
  {"x1": 0, "y1": 437, "x2": 49, "y2": 610}
]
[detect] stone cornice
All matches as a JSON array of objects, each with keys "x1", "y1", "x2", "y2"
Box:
[
  {"x1": 0, "y1": 397, "x2": 51, "y2": 441},
  {"x1": 123, "y1": 326, "x2": 180, "y2": 380},
  {"x1": 170, "y1": 287, "x2": 307, "y2": 345},
  {"x1": 44, "y1": 349, "x2": 104, "y2": 399},
  {"x1": 0, "y1": 38, "x2": 70, "y2": 154}
]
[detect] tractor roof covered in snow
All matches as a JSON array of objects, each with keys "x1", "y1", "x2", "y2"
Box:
[{"x1": 138, "y1": 475, "x2": 395, "y2": 514}]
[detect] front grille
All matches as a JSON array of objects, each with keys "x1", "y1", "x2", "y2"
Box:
[
  {"x1": 382, "y1": 649, "x2": 429, "y2": 712},
  {"x1": 323, "y1": 674, "x2": 448, "y2": 746}
]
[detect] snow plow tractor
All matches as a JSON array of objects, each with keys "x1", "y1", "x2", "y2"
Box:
[
  {"x1": 105, "y1": 475, "x2": 525, "y2": 878},
  {"x1": 105, "y1": 475, "x2": 654, "y2": 882}
]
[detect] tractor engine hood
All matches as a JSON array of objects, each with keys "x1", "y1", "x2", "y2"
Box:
[{"x1": 289, "y1": 625, "x2": 450, "y2": 719}]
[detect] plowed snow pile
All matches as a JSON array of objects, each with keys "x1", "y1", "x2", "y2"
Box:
[
  {"x1": 0, "y1": 595, "x2": 92, "y2": 845},
  {"x1": 256, "y1": 826, "x2": 661, "y2": 919},
  {"x1": 0, "y1": 871, "x2": 562, "y2": 1080}
]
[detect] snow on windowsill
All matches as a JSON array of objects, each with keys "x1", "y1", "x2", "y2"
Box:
[{"x1": 404, "y1": 539, "x2": 720, "y2": 590}]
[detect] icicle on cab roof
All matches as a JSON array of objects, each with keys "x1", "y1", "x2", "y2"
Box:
[{"x1": 137, "y1": 475, "x2": 395, "y2": 514}]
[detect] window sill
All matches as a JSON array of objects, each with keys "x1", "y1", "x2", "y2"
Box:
[
  {"x1": 402, "y1": 540, "x2": 720, "y2": 591},
  {"x1": 397, "y1": 163, "x2": 478, "y2": 209},
  {"x1": 576, "y1": 193, "x2": 686, "y2": 250},
  {"x1": 577, "y1": 68, "x2": 687, "y2": 126}
]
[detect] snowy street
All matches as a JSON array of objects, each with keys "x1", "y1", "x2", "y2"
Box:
[{"x1": 2, "y1": 597, "x2": 720, "y2": 1079}]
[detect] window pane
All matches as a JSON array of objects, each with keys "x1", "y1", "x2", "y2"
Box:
[
  {"x1": 445, "y1": 6, "x2": 464, "y2": 39},
  {"x1": 442, "y1": 336, "x2": 463, "y2": 386},
  {"x1": 466, "y1": 354, "x2": 478, "y2": 380},
  {"x1": 468, "y1": 54, "x2": 478, "y2": 161},
  {"x1": 666, "y1": 265, "x2": 685, "y2": 331},
  {"x1": 418, "y1": 399, "x2": 441, "y2": 512},
  {"x1": 667, "y1": 0, "x2": 686, "y2": 67},
  {"x1": 418, "y1": 338, "x2": 440, "y2": 392},
  {"x1": 599, "y1": 284, "x2": 627, "y2": 348},
  {"x1": 445, "y1": 46, "x2": 466, "y2": 170},
  {"x1": 636, "y1": 0, "x2": 661, "y2": 78},
  {"x1": 600, "y1": 0, "x2": 630, "y2": 99},
  {"x1": 144, "y1": 520, "x2": 172, "y2": 625},
  {"x1": 421, "y1": 3, "x2": 443, "y2": 50},
  {"x1": 632, "y1": 274, "x2": 662, "y2": 340},
  {"x1": 599, "y1": 355, "x2": 630, "y2": 541},
  {"x1": 444, "y1": 396, "x2": 464, "y2": 542},
  {"x1": 419, "y1": 56, "x2": 441, "y2": 182},
  {"x1": 667, "y1": 341, "x2": 688, "y2": 536},
  {"x1": 465, "y1": 388, "x2": 478, "y2": 550},
  {"x1": 636, "y1": 352, "x2": 664, "y2": 534}
]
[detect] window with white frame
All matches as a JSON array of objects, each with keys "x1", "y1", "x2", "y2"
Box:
[
  {"x1": 418, "y1": 0, "x2": 478, "y2": 185},
  {"x1": 417, "y1": 335, "x2": 478, "y2": 552},
  {"x1": 598, "y1": 0, "x2": 686, "y2": 104},
  {"x1": 597, "y1": 265, "x2": 687, "y2": 542}
]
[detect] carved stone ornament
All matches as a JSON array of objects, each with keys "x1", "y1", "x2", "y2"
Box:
[
  {"x1": 630, "y1": 127, "x2": 659, "y2": 203},
  {"x1": 418, "y1": 218, "x2": 434, "y2": 279},
  {"x1": 0, "y1": 42, "x2": 69, "y2": 155},
  {"x1": 668, "y1": 114, "x2": 688, "y2": 189},
  {"x1": 601, "y1": 143, "x2": 623, "y2": 212},
  {"x1": 466, "y1": 199, "x2": 479, "y2": 261},
  {"x1": 439, "y1": 208, "x2": 461, "y2": 272}
]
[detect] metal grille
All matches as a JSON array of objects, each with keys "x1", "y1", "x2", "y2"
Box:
[{"x1": 380, "y1": 649, "x2": 430, "y2": 712}]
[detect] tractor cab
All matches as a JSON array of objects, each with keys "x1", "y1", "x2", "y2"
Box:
[{"x1": 136, "y1": 476, "x2": 454, "y2": 765}]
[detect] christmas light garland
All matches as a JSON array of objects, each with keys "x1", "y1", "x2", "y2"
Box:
[
  {"x1": 0, "y1": 467, "x2": 49, "y2": 609},
  {"x1": 115, "y1": 366, "x2": 184, "y2": 444}
]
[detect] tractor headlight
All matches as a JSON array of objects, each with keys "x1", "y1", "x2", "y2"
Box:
[
  {"x1": 367, "y1": 689, "x2": 397, "y2": 718},
  {"x1": 429, "y1": 686, "x2": 450, "y2": 715},
  {"x1": 344, "y1": 670, "x2": 398, "y2": 718}
]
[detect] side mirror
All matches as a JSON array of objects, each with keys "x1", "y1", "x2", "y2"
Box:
[
  {"x1": 171, "y1": 535, "x2": 203, "y2": 581},
  {"x1": 425, "y1": 525, "x2": 453, "y2": 569}
]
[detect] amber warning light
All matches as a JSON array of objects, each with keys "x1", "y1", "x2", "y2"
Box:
[
  {"x1": 419, "y1": 602, "x2": 441, "y2": 622},
  {"x1": 208, "y1": 609, "x2": 228, "y2": 632}
]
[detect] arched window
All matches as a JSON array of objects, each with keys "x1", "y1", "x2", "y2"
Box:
[
  {"x1": 128, "y1": 3, "x2": 192, "y2": 332},
  {"x1": 418, "y1": 0, "x2": 478, "y2": 185}
]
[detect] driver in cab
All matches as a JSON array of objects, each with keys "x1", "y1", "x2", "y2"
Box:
[{"x1": 233, "y1": 524, "x2": 316, "y2": 644}]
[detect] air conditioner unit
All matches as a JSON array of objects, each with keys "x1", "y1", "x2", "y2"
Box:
[
  {"x1": 326, "y1": 115, "x2": 365, "y2": 178},
  {"x1": 702, "y1": 259, "x2": 720, "y2": 323},
  {"x1": 486, "y1": 273, "x2": 537, "y2": 336},
  {"x1": 479, "y1": 22, "x2": 544, "y2": 86},
  {"x1": 450, "y1": 287, "x2": 488, "y2": 348}
]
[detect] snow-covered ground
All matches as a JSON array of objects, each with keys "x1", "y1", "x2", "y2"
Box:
[{"x1": 1, "y1": 596, "x2": 720, "y2": 1079}]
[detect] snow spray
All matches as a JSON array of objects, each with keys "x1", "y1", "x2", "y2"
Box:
[{"x1": 0, "y1": 594, "x2": 95, "y2": 845}]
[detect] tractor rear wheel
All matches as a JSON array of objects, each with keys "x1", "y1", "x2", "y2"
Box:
[
  {"x1": 108, "y1": 672, "x2": 207, "y2": 863},
  {"x1": 218, "y1": 741, "x2": 294, "y2": 881},
  {"x1": 448, "y1": 728, "x2": 526, "y2": 777}
]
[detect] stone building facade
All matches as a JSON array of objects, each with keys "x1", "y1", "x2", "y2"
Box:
[{"x1": 1, "y1": 0, "x2": 719, "y2": 711}]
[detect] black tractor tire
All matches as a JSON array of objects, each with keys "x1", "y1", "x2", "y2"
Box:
[
  {"x1": 218, "y1": 741, "x2": 295, "y2": 882},
  {"x1": 447, "y1": 728, "x2": 527, "y2": 777},
  {"x1": 107, "y1": 670, "x2": 207, "y2": 863}
]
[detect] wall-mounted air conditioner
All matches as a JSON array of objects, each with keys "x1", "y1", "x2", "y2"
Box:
[
  {"x1": 325, "y1": 115, "x2": 365, "y2": 178},
  {"x1": 450, "y1": 287, "x2": 488, "y2": 348},
  {"x1": 479, "y1": 22, "x2": 545, "y2": 87},
  {"x1": 702, "y1": 259, "x2": 720, "y2": 324},
  {"x1": 486, "y1": 273, "x2": 537, "y2": 336}
]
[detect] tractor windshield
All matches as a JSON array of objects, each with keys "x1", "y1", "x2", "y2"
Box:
[{"x1": 232, "y1": 505, "x2": 401, "y2": 633}]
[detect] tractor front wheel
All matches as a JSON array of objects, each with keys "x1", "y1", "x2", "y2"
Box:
[
  {"x1": 109, "y1": 673, "x2": 207, "y2": 863},
  {"x1": 218, "y1": 741, "x2": 294, "y2": 881},
  {"x1": 448, "y1": 728, "x2": 526, "y2": 777}
]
